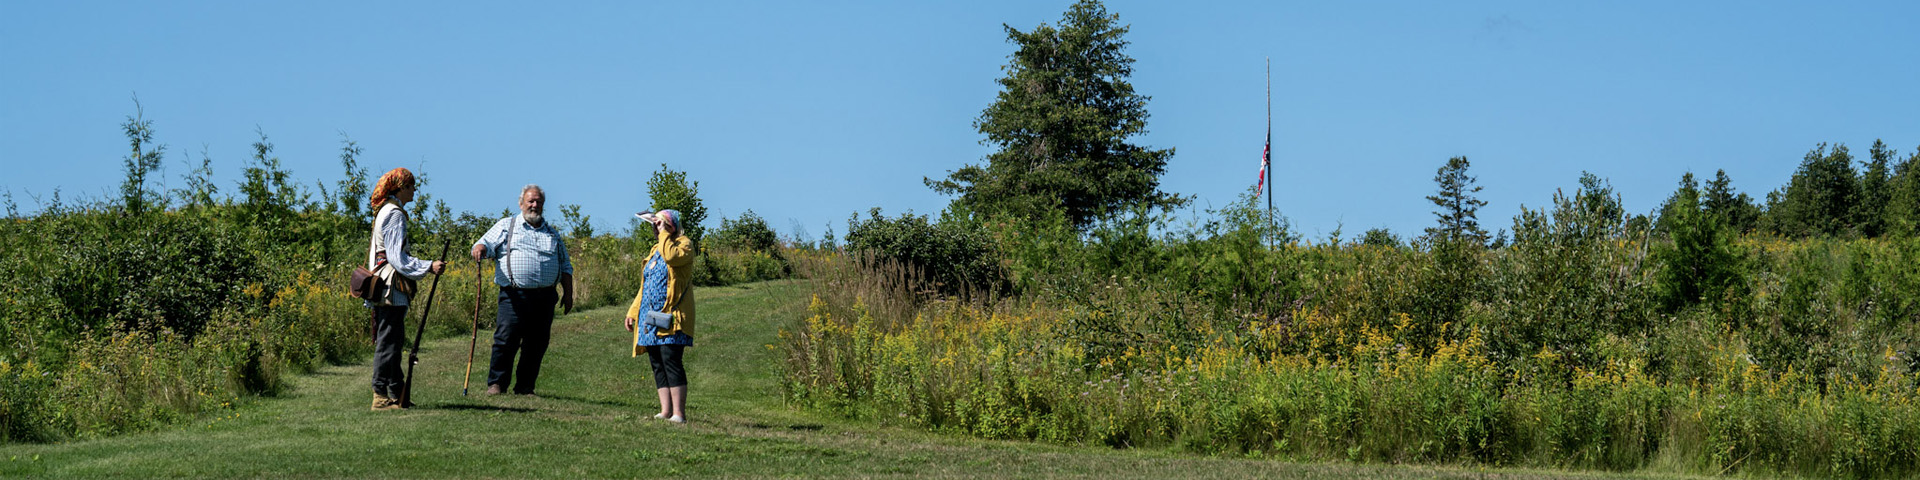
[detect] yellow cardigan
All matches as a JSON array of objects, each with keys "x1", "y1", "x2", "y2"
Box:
[{"x1": 627, "y1": 230, "x2": 696, "y2": 356}]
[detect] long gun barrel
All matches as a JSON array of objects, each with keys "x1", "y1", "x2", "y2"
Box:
[{"x1": 400, "y1": 239, "x2": 453, "y2": 407}]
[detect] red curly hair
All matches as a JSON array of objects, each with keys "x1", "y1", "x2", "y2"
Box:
[{"x1": 368, "y1": 167, "x2": 415, "y2": 209}]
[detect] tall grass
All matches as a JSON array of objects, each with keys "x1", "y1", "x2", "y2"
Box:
[
  {"x1": 0, "y1": 205, "x2": 799, "y2": 443},
  {"x1": 781, "y1": 231, "x2": 1920, "y2": 478}
]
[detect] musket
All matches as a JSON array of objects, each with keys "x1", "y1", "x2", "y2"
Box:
[
  {"x1": 463, "y1": 258, "x2": 483, "y2": 396},
  {"x1": 400, "y1": 239, "x2": 452, "y2": 408}
]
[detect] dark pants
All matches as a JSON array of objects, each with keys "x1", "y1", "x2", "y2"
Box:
[
  {"x1": 648, "y1": 344, "x2": 688, "y2": 389},
  {"x1": 488, "y1": 286, "x2": 557, "y2": 394},
  {"x1": 371, "y1": 305, "x2": 409, "y2": 397}
]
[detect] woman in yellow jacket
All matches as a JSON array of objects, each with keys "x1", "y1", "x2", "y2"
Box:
[{"x1": 624, "y1": 209, "x2": 696, "y2": 423}]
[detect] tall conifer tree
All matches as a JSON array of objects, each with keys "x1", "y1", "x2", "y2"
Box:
[{"x1": 927, "y1": 0, "x2": 1183, "y2": 230}]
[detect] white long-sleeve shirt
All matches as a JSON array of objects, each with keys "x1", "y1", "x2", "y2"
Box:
[{"x1": 372, "y1": 202, "x2": 434, "y2": 306}]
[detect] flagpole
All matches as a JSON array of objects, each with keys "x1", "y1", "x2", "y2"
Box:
[{"x1": 1266, "y1": 57, "x2": 1274, "y2": 249}]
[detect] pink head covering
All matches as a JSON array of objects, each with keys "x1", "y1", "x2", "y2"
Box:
[{"x1": 635, "y1": 209, "x2": 681, "y2": 235}]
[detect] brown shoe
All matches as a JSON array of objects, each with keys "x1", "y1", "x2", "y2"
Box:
[
  {"x1": 485, "y1": 384, "x2": 504, "y2": 395},
  {"x1": 371, "y1": 394, "x2": 401, "y2": 411}
]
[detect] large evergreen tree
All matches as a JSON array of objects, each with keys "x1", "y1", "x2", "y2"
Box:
[
  {"x1": 1702, "y1": 169, "x2": 1761, "y2": 234},
  {"x1": 1424, "y1": 156, "x2": 1488, "y2": 245},
  {"x1": 926, "y1": 0, "x2": 1183, "y2": 230},
  {"x1": 1857, "y1": 140, "x2": 1895, "y2": 237},
  {"x1": 1888, "y1": 148, "x2": 1920, "y2": 237},
  {"x1": 1653, "y1": 172, "x2": 1744, "y2": 312},
  {"x1": 1765, "y1": 143, "x2": 1858, "y2": 237},
  {"x1": 1654, "y1": 172, "x2": 1701, "y2": 235},
  {"x1": 1412, "y1": 156, "x2": 1487, "y2": 351}
]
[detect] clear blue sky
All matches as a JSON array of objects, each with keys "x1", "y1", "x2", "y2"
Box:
[{"x1": 6, "y1": 1, "x2": 1919, "y2": 242}]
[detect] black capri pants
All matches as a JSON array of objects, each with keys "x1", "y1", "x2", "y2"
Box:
[{"x1": 647, "y1": 344, "x2": 688, "y2": 389}]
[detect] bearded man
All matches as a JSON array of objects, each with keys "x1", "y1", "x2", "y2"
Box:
[{"x1": 470, "y1": 184, "x2": 575, "y2": 396}]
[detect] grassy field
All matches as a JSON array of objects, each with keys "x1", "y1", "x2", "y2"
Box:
[{"x1": 0, "y1": 280, "x2": 1704, "y2": 479}]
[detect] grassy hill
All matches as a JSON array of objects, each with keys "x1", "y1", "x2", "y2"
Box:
[{"x1": 0, "y1": 280, "x2": 1697, "y2": 479}]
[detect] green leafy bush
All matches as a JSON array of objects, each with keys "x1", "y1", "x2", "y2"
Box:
[
  {"x1": 1652, "y1": 173, "x2": 1747, "y2": 313},
  {"x1": 710, "y1": 210, "x2": 780, "y2": 254},
  {"x1": 1480, "y1": 175, "x2": 1650, "y2": 368},
  {"x1": 42, "y1": 213, "x2": 262, "y2": 338},
  {"x1": 785, "y1": 250, "x2": 1920, "y2": 476},
  {"x1": 843, "y1": 208, "x2": 1006, "y2": 297}
]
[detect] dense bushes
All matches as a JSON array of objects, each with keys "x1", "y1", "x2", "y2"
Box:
[
  {"x1": 709, "y1": 210, "x2": 780, "y2": 254},
  {"x1": 843, "y1": 208, "x2": 1006, "y2": 297},
  {"x1": 784, "y1": 231, "x2": 1920, "y2": 476},
  {"x1": 782, "y1": 167, "x2": 1920, "y2": 477},
  {"x1": 1, "y1": 189, "x2": 796, "y2": 443},
  {"x1": 1651, "y1": 174, "x2": 1746, "y2": 313},
  {"x1": 700, "y1": 210, "x2": 793, "y2": 285},
  {"x1": 0, "y1": 205, "x2": 451, "y2": 441},
  {"x1": 37, "y1": 213, "x2": 263, "y2": 338}
]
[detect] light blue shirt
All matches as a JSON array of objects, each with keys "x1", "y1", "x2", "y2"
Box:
[{"x1": 473, "y1": 215, "x2": 573, "y2": 288}]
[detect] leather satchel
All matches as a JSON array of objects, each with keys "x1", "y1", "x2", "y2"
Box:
[
  {"x1": 350, "y1": 266, "x2": 379, "y2": 301},
  {"x1": 352, "y1": 253, "x2": 416, "y2": 304}
]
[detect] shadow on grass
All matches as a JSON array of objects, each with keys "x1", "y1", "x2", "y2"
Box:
[
  {"x1": 434, "y1": 404, "x2": 538, "y2": 413},
  {"x1": 749, "y1": 422, "x2": 825, "y2": 431},
  {"x1": 536, "y1": 393, "x2": 637, "y2": 409}
]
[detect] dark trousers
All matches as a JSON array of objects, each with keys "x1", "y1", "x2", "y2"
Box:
[
  {"x1": 371, "y1": 305, "x2": 409, "y2": 397},
  {"x1": 647, "y1": 344, "x2": 688, "y2": 389},
  {"x1": 488, "y1": 286, "x2": 557, "y2": 394}
]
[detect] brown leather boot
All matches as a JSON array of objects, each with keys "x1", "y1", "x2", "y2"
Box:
[{"x1": 371, "y1": 393, "x2": 402, "y2": 411}]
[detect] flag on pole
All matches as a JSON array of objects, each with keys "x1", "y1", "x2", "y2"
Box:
[{"x1": 1253, "y1": 139, "x2": 1270, "y2": 198}]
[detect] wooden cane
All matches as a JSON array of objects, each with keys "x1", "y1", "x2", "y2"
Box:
[
  {"x1": 399, "y1": 239, "x2": 452, "y2": 408},
  {"x1": 463, "y1": 259, "x2": 483, "y2": 396}
]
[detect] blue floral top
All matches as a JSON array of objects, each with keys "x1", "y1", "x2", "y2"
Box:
[{"x1": 636, "y1": 251, "x2": 692, "y2": 347}]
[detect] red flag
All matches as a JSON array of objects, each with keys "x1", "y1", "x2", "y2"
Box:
[{"x1": 1253, "y1": 141, "x2": 1270, "y2": 198}]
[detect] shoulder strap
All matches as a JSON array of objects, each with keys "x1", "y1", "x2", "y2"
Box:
[
  {"x1": 503, "y1": 216, "x2": 517, "y2": 285},
  {"x1": 369, "y1": 203, "x2": 392, "y2": 269}
]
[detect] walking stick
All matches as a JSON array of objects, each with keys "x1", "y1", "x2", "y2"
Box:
[
  {"x1": 463, "y1": 258, "x2": 483, "y2": 396},
  {"x1": 400, "y1": 239, "x2": 453, "y2": 407}
]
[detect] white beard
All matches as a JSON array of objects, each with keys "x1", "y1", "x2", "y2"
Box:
[{"x1": 523, "y1": 211, "x2": 543, "y2": 226}]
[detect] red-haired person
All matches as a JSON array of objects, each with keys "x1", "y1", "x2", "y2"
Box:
[{"x1": 365, "y1": 167, "x2": 446, "y2": 410}]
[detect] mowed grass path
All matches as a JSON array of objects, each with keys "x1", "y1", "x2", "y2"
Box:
[{"x1": 2, "y1": 280, "x2": 1699, "y2": 479}]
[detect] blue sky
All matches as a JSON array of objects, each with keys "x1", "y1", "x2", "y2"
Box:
[{"x1": 5, "y1": 1, "x2": 1919, "y2": 242}]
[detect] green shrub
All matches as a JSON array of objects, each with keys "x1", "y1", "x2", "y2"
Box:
[
  {"x1": 30, "y1": 212, "x2": 262, "y2": 339},
  {"x1": 1481, "y1": 176, "x2": 1652, "y2": 369},
  {"x1": 784, "y1": 260, "x2": 1920, "y2": 476},
  {"x1": 1652, "y1": 174, "x2": 1747, "y2": 312},
  {"x1": 645, "y1": 164, "x2": 709, "y2": 252},
  {"x1": 0, "y1": 359, "x2": 60, "y2": 442},
  {"x1": 844, "y1": 208, "x2": 1006, "y2": 296},
  {"x1": 1161, "y1": 193, "x2": 1302, "y2": 335},
  {"x1": 710, "y1": 210, "x2": 781, "y2": 254}
]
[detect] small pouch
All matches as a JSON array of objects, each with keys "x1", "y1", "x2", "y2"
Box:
[{"x1": 645, "y1": 311, "x2": 673, "y2": 330}]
